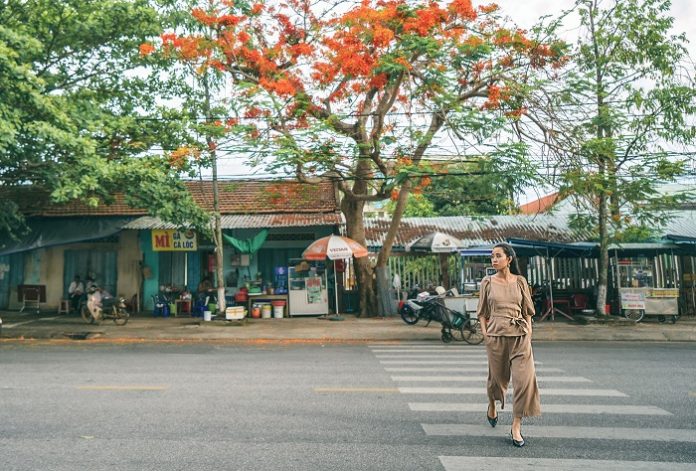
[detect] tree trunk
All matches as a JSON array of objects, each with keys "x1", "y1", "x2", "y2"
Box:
[
  {"x1": 203, "y1": 74, "x2": 225, "y2": 315},
  {"x1": 341, "y1": 191, "x2": 376, "y2": 317},
  {"x1": 596, "y1": 191, "x2": 609, "y2": 315}
]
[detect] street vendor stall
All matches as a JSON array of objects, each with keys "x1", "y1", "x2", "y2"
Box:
[{"x1": 612, "y1": 244, "x2": 681, "y2": 323}]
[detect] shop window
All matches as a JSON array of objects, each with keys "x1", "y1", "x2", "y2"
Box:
[
  {"x1": 158, "y1": 252, "x2": 186, "y2": 289},
  {"x1": 64, "y1": 250, "x2": 117, "y2": 295}
]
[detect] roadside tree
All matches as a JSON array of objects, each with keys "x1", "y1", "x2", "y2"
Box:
[
  {"x1": 518, "y1": 0, "x2": 696, "y2": 314},
  {"x1": 154, "y1": 0, "x2": 567, "y2": 315}
]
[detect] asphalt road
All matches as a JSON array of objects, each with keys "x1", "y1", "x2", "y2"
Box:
[{"x1": 0, "y1": 341, "x2": 695, "y2": 470}]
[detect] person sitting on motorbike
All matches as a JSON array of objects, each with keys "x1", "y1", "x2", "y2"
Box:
[{"x1": 86, "y1": 285, "x2": 114, "y2": 321}]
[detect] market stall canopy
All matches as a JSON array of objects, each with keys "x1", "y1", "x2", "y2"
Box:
[
  {"x1": 507, "y1": 238, "x2": 598, "y2": 258},
  {"x1": 0, "y1": 216, "x2": 135, "y2": 256},
  {"x1": 302, "y1": 235, "x2": 368, "y2": 261},
  {"x1": 407, "y1": 232, "x2": 463, "y2": 253},
  {"x1": 222, "y1": 229, "x2": 268, "y2": 254}
]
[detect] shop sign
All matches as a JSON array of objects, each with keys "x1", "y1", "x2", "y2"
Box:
[
  {"x1": 620, "y1": 291, "x2": 646, "y2": 310},
  {"x1": 152, "y1": 230, "x2": 197, "y2": 251}
]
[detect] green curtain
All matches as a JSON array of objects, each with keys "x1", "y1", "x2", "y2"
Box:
[{"x1": 222, "y1": 230, "x2": 268, "y2": 254}]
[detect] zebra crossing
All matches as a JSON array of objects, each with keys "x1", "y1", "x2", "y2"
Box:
[{"x1": 368, "y1": 342, "x2": 693, "y2": 470}]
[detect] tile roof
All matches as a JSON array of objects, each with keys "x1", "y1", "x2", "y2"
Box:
[
  {"x1": 3, "y1": 180, "x2": 338, "y2": 216},
  {"x1": 123, "y1": 213, "x2": 344, "y2": 230},
  {"x1": 518, "y1": 192, "x2": 561, "y2": 214},
  {"x1": 364, "y1": 214, "x2": 596, "y2": 250}
]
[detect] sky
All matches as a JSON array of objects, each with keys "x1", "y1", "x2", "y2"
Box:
[{"x1": 482, "y1": 0, "x2": 696, "y2": 203}]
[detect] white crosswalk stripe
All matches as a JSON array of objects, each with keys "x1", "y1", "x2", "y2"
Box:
[
  {"x1": 391, "y1": 375, "x2": 591, "y2": 382},
  {"x1": 379, "y1": 360, "x2": 490, "y2": 365},
  {"x1": 375, "y1": 354, "x2": 487, "y2": 359},
  {"x1": 423, "y1": 424, "x2": 696, "y2": 442},
  {"x1": 408, "y1": 402, "x2": 672, "y2": 415},
  {"x1": 398, "y1": 387, "x2": 626, "y2": 396},
  {"x1": 368, "y1": 345, "x2": 690, "y2": 469},
  {"x1": 383, "y1": 366, "x2": 565, "y2": 373},
  {"x1": 371, "y1": 349, "x2": 486, "y2": 353},
  {"x1": 439, "y1": 457, "x2": 696, "y2": 471}
]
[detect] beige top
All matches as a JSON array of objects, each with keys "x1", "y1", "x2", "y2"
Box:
[{"x1": 476, "y1": 275, "x2": 535, "y2": 336}]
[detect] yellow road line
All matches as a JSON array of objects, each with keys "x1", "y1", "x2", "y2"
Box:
[
  {"x1": 689, "y1": 391, "x2": 696, "y2": 398},
  {"x1": 77, "y1": 385, "x2": 167, "y2": 391},
  {"x1": 314, "y1": 387, "x2": 399, "y2": 393}
]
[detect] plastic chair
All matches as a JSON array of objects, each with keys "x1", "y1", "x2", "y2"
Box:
[{"x1": 57, "y1": 299, "x2": 70, "y2": 315}]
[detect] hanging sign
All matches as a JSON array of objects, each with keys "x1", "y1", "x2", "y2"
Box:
[{"x1": 152, "y1": 230, "x2": 197, "y2": 251}]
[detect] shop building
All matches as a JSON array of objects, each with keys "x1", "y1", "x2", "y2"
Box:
[{"x1": 0, "y1": 180, "x2": 342, "y2": 315}]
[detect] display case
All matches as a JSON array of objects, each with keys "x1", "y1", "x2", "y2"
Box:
[{"x1": 287, "y1": 260, "x2": 329, "y2": 316}]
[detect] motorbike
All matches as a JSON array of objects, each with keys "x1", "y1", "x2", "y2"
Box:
[
  {"x1": 398, "y1": 287, "x2": 447, "y2": 326},
  {"x1": 81, "y1": 287, "x2": 129, "y2": 325},
  {"x1": 398, "y1": 286, "x2": 483, "y2": 344}
]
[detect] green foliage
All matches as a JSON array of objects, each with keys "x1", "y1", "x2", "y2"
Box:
[
  {"x1": 552, "y1": 0, "x2": 696, "y2": 239},
  {"x1": 0, "y1": 0, "x2": 209, "y2": 236}
]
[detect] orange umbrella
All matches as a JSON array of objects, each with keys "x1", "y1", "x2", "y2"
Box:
[
  {"x1": 302, "y1": 235, "x2": 368, "y2": 317},
  {"x1": 302, "y1": 235, "x2": 368, "y2": 261}
]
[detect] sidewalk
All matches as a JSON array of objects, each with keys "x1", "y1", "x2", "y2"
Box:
[{"x1": 2, "y1": 309, "x2": 696, "y2": 344}]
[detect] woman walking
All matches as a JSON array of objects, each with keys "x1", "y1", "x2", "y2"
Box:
[{"x1": 477, "y1": 243, "x2": 540, "y2": 447}]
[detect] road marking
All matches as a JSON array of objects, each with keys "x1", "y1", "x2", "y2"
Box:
[
  {"x1": 371, "y1": 349, "x2": 485, "y2": 353},
  {"x1": 440, "y1": 457, "x2": 696, "y2": 471},
  {"x1": 313, "y1": 387, "x2": 399, "y2": 393},
  {"x1": 391, "y1": 375, "x2": 591, "y2": 383},
  {"x1": 383, "y1": 367, "x2": 565, "y2": 373},
  {"x1": 370, "y1": 343, "x2": 484, "y2": 348},
  {"x1": 380, "y1": 360, "x2": 489, "y2": 365},
  {"x1": 399, "y1": 387, "x2": 626, "y2": 396},
  {"x1": 77, "y1": 385, "x2": 167, "y2": 391},
  {"x1": 1, "y1": 320, "x2": 36, "y2": 328},
  {"x1": 689, "y1": 391, "x2": 696, "y2": 397},
  {"x1": 375, "y1": 354, "x2": 487, "y2": 359},
  {"x1": 424, "y1": 424, "x2": 696, "y2": 443},
  {"x1": 39, "y1": 316, "x2": 61, "y2": 321},
  {"x1": 408, "y1": 403, "x2": 671, "y2": 415}
]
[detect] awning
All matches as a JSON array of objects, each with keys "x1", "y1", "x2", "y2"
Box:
[
  {"x1": 507, "y1": 239, "x2": 598, "y2": 258},
  {"x1": 0, "y1": 217, "x2": 135, "y2": 256},
  {"x1": 461, "y1": 240, "x2": 597, "y2": 258}
]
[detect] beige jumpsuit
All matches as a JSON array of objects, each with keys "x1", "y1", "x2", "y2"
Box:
[{"x1": 477, "y1": 275, "x2": 541, "y2": 418}]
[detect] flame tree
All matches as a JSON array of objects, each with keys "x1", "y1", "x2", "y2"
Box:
[{"x1": 144, "y1": 0, "x2": 567, "y2": 316}]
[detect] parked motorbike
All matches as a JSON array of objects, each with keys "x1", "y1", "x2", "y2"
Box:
[
  {"x1": 81, "y1": 287, "x2": 129, "y2": 325},
  {"x1": 398, "y1": 287, "x2": 447, "y2": 326}
]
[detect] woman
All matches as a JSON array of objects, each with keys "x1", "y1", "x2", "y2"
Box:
[{"x1": 477, "y1": 243, "x2": 540, "y2": 447}]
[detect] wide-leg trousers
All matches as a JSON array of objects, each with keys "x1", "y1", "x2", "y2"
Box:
[{"x1": 485, "y1": 335, "x2": 541, "y2": 418}]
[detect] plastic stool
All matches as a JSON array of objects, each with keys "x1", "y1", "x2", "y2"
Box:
[{"x1": 58, "y1": 299, "x2": 70, "y2": 315}]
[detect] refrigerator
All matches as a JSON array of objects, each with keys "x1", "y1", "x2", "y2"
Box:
[{"x1": 287, "y1": 261, "x2": 329, "y2": 316}]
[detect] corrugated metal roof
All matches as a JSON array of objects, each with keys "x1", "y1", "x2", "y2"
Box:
[
  {"x1": 663, "y1": 210, "x2": 696, "y2": 239},
  {"x1": 364, "y1": 214, "x2": 596, "y2": 250},
  {"x1": 123, "y1": 212, "x2": 344, "y2": 230}
]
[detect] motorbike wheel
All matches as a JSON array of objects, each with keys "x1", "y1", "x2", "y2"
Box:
[
  {"x1": 400, "y1": 305, "x2": 419, "y2": 325},
  {"x1": 113, "y1": 307, "x2": 129, "y2": 326},
  {"x1": 459, "y1": 319, "x2": 484, "y2": 345},
  {"x1": 441, "y1": 330, "x2": 453, "y2": 343},
  {"x1": 624, "y1": 309, "x2": 644, "y2": 322},
  {"x1": 80, "y1": 305, "x2": 95, "y2": 324}
]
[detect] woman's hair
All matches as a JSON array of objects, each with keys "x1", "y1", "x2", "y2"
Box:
[{"x1": 493, "y1": 243, "x2": 521, "y2": 275}]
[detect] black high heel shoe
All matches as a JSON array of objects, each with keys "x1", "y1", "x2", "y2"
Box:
[
  {"x1": 510, "y1": 430, "x2": 525, "y2": 447},
  {"x1": 486, "y1": 413, "x2": 498, "y2": 428}
]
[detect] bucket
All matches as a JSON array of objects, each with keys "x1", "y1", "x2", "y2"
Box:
[
  {"x1": 251, "y1": 304, "x2": 261, "y2": 318},
  {"x1": 203, "y1": 310, "x2": 212, "y2": 321},
  {"x1": 261, "y1": 304, "x2": 272, "y2": 319},
  {"x1": 271, "y1": 300, "x2": 286, "y2": 319}
]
